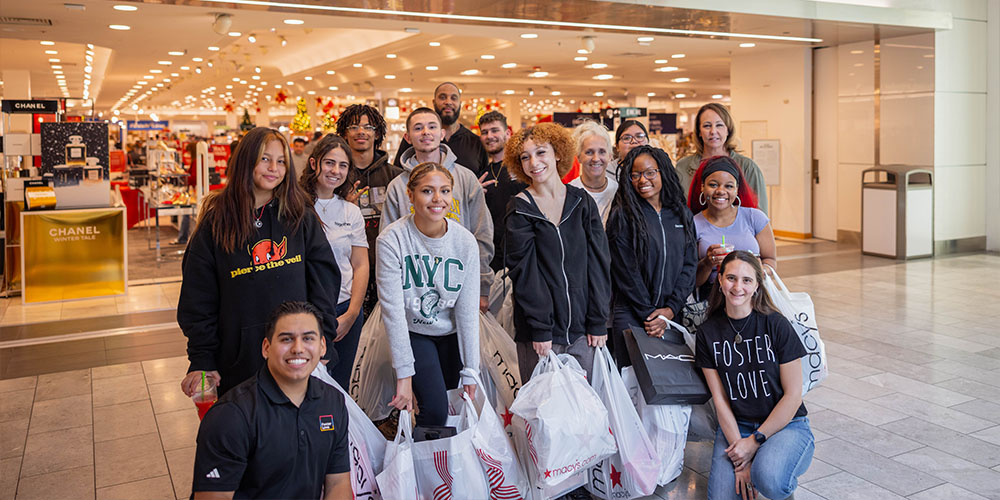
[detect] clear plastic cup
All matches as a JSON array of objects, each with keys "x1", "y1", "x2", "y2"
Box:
[{"x1": 192, "y1": 378, "x2": 218, "y2": 420}]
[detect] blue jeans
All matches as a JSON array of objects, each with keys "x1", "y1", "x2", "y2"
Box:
[
  {"x1": 708, "y1": 416, "x2": 814, "y2": 500},
  {"x1": 327, "y1": 301, "x2": 363, "y2": 390}
]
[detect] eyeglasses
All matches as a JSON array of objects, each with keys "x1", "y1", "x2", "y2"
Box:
[
  {"x1": 630, "y1": 168, "x2": 659, "y2": 181},
  {"x1": 347, "y1": 125, "x2": 376, "y2": 133},
  {"x1": 620, "y1": 133, "x2": 647, "y2": 144}
]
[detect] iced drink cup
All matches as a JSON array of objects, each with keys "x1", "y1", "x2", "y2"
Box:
[{"x1": 192, "y1": 376, "x2": 218, "y2": 420}]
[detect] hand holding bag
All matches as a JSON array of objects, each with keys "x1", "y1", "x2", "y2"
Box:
[
  {"x1": 761, "y1": 267, "x2": 828, "y2": 395},
  {"x1": 411, "y1": 391, "x2": 491, "y2": 499},
  {"x1": 376, "y1": 410, "x2": 418, "y2": 500},
  {"x1": 585, "y1": 347, "x2": 660, "y2": 499}
]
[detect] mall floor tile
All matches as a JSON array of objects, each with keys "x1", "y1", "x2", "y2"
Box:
[{"x1": 1, "y1": 252, "x2": 999, "y2": 498}]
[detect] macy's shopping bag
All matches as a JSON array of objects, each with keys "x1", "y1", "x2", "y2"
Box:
[
  {"x1": 412, "y1": 392, "x2": 491, "y2": 500},
  {"x1": 465, "y1": 377, "x2": 531, "y2": 500},
  {"x1": 376, "y1": 410, "x2": 418, "y2": 500},
  {"x1": 349, "y1": 304, "x2": 396, "y2": 421},
  {"x1": 621, "y1": 367, "x2": 690, "y2": 485},
  {"x1": 624, "y1": 325, "x2": 710, "y2": 406},
  {"x1": 510, "y1": 351, "x2": 617, "y2": 488},
  {"x1": 585, "y1": 347, "x2": 660, "y2": 499},
  {"x1": 311, "y1": 366, "x2": 386, "y2": 499},
  {"x1": 762, "y1": 268, "x2": 828, "y2": 395}
]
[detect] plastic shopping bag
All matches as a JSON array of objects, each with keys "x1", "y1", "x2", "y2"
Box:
[
  {"x1": 312, "y1": 366, "x2": 387, "y2": 499},
  {"x1": 412, "y1": 392, "x2": 491, "y2": 500},
  {"x1": 762, "y1": 268, "x2": 829, "y2": 395},
  {"x1": 349, "y1": 304, "x2": 396, "y2": 420},
  {"x1": 586, "y1": 347, "x2": 660, "y2": 499},
  {"x1": 621, "y1": 367, "x2": 690, "y2": 486},
  {"x1": 510, "y1": 351, "x2": 617, "y2": 489},
  {"x1": 479, "y1": 313, "x2": 523, "y2": 409},
  {"x1": 458, "y1": 374, "x2": 530, "y2": 500},
  {"x1": 376, "y1": 410, "x2": 418, "y2": 500}
]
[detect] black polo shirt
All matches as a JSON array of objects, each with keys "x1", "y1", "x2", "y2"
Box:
[{"x1": 192, "y1": 366, "x2": 349, "y2": 498}]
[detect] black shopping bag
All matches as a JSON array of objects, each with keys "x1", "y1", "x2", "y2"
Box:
[{"x1": 624, "y1": 325, "x2": 710, "y2": 406}]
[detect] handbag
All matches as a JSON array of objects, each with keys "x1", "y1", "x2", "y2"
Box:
[
  {"x1": 624, "y1": 323, "x2": 710, "y2": 406},
  {"x1": 680, "y1": 289, "x2": 709, "y2": 351},
  {"x1": 762, "y1": 267, "x2": 829, "y2": 395}
]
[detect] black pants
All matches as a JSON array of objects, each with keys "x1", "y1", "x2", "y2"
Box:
[
  {"x1": 409, "y1": 331, "x2": 462, "y2": 426},
  {"x1": 611, "y1": 304, "x2": 645, "y2": 369}
]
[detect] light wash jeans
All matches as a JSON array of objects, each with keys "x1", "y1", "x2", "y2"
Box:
[{"x1": 708, "y1": 416, "x2": 814, "y2": 500}]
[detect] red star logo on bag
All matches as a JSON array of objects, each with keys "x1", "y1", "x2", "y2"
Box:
[
  {"x1": 544, "y1": 469, "x2": 552, "y2": 478},
  {"x1": 610, "y1": 464, "x2": 622, "y2": 488},
  {"x1": 501, "y1": 407, "x2": 514, "y2": 427}
]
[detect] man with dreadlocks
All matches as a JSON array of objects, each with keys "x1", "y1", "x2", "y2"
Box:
[{"x1": 336, "y1": 104, "x2": 404, "y2": 317}]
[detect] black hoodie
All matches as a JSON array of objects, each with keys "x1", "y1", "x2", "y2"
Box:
[
  {"x1": 606, "y1": 201, "x2": 697, "y2": 321},
  {"x1": 504, "y1": 185, "x2": 611, "y2": 345},
  {"x1": 348, "y1": 149, "x2": 404, "y2": 270},
  {"x1": 177, "y1": 200, "x2": 341, "y2": 395}
]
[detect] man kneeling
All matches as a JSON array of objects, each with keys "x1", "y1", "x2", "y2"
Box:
[{"x1": 191, "y1": 301, "x2": 352, "y2": 499}]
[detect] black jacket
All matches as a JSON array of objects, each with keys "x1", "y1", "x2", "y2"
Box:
[
  {"x1": 393, "y1": 124, "x2": 488, "y2": 176},
  {"x1": 505, "y1": 185, "x2": 611, "y2": 345},
  {"x1": 606, "y1": 202, "x2": 697, "y2": 322},
  {"x1": 177, "y1": 200, "x2": 341, "y2": 394},
  {"x1": 483, "y1": 161, "x2": 527, "y2": 272},
  {"x1": 348, "y1": 149, "x2": 404, "y2": 271}
]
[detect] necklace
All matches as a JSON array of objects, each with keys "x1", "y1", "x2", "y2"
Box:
[
  {"x1": 317, "y1": 196, "x2": 335, "y2": 214},
  {"x1": 253, "y1": 199, "x2": 271, "y2": 228},
  {"x1": 581, "y1": 175, "x2": 608, "y2": 192},
  {"x1": 488, "y1": 162, "x2": 501, "y2": 184},
  {"x1": 726, "y1": 311, "x2": 753, "y2": 344}
]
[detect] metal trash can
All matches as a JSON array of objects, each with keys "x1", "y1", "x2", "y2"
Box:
[{"x1": 861, "y1": 166, "x2": 933, "y2": 259}]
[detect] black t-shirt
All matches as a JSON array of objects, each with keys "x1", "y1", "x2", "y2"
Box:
[
  {"x1": 192, "y1": 366, "x2": 350, "y2": 498},
  {"x1": 483, "y1": 161, "x2": 527, "y2": 271},
  {"x1": 695, "y1": 310, "x2": 808, "y2": 421},
  {"x1": 393, "y1": 124, "x2": 489, "y2": 175}
]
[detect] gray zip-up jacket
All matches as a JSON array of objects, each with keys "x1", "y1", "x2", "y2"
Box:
[{"x1": 381, "y1": 144, "x2": 495, "y2": 296}]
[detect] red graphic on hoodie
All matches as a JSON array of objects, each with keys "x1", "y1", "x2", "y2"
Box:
[{"x1": 249, "y1": 236, "x2": 287, "y2": 265}]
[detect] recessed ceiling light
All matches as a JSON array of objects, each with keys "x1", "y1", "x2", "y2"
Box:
[
  {"x1": 109, "y1": 24, "x2": 130, "y2": 30},
  {"x1": 520, "y1": 33, "x2": 538, "y2": 39},
  {"x1": 192, "y1": 57, "x2": 204, "y2": 62},
  {"x1": 460, "y1": 69, "x2": 480, "y2": 75},
  {"x1": 574, "y1": 56, "x2": 588, "y2": 62},
  {"x1": 428, "y1": 41, "x2": 441, "y2": 47},
  {"x1": 739, "y1": 43, "x2": 756, "y2": 48},
  {"x1": 384, "y1": 74, "x2": 396, "y2": 79},
  {"x1": 386, "y1": 53, "x2": 397, "y2": 59},
  {"x1": 654, "y1": 59, "x2": 668, "y2": 64},
  {"x1": 647, "y1": 92, "x2": 656, "y2": 97},
  {"x1": 654, "y1": 66, "x2": 679, "y2": 72},
  {"x1": 208, "y1": 46, "x2": 220, "y2": 51},
  {"x1": 228, "y1": 31, "x2": 241, "y2": 37},
  {"x1": 585, "y1": 63, "x2": 608, "y2": 69},
  {"x1": 528, "y1": 71, "x2": 548, "y2": 78},
  {"x1": 51, "y1": 65, "x2": 62, "y2": 69},
  {"x1": 501, "y1": 63, "x2": 517, "y2": 69},
  {"x1": 158, "y1": 60, "x2": 172, "y2": 65},
  {"x1": 502, "y1": 89, "x2": 515, "y2": 94},
  {"x1": 143, "y1": 75, "x2": 154, "y2": 79},
  {"x1": 307, "y1": 90, "x2": 316, "y2": 95},
  {"x1": 400, "y1": 87, "x2": 412, "y2": 92},
  {"x1": 593, "y1": 91, "x2": 604, "y2": 97},
  {"x1": 180, "y1": 66, "x2": 190, "y2": 70},
  {"x1": 328, "y1": 86, "x2": 338, "y2": 90},
  {"x1": 671, "y1": 77, "x2": 690, "y2": 82},
  {"x1": 40, "y1": 41, "x2": 55, "y2": 45},
  {"x1": 425, "y1": 65, "x2": 439, "y2": 71},
  {"x1": 48, "y1": 58, "x2": 60, "y2": 62},
  {"x1": 286, "y1": 81, "x2": 294, "y2": 85},
  {"x1": 712, "y1": 94, "x2": 724, "y2": 99},
  {"x1": 551, "y1": 91, "x2": 561, "y2": 96},
  {"x1": 577, "y1": 49, "x2": 589, "y2": 54},
  {"x1": 325, "y1": 70, "x2": 336, "y2": 75},
  {"x1": 594, "y1": 74, "x2": 613, "y2": 80},
  {"x1": 283, "y1": 19, "x2": 304, "y2": 25},
  {"x1": 232, "y1": 77, "x2": 240, "y2": 82},
  {"x1": 150, "y1": 69, "x2": 163, "y2": 73},
  {"x1": 675, "y1": 93, "x2": 687, "y2": 98},
  {"x1": 53, "y1": 70, "x2": 64, "y2": 75},
  {"x1": 304, "y1": 76, "x2": 313, "y2": 80},
  {"x1": 481, "y1": 54, "x2": 495, "y2": 60},
  {"x1": 168, "y1": 50, "x2": 185, "y2": 56},
  {"x1": 637, "y1": 36, "x2": 654, "y2": 42},
  {"x1": 353, "y1": 63, "x2": 362, "y2": 68}
]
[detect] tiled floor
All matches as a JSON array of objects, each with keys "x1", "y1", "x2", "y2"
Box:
[
  {"x1": 0, "y1": 282, "x2": 181, "y2": 326},
  {"x1": 2, "y1": 251, "x2": 1000, "y2": 499}
]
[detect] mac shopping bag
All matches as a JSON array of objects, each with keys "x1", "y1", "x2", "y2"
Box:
[{"x1": 624, "y1": 325, "x2": 710, "y2": 406}]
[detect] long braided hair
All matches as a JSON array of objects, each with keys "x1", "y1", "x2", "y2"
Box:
[{"x1": 611, "y1": 145, "x2": 695, "y2": 264}]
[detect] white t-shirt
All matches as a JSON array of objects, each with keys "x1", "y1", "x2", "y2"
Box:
[
  {"x1": 315, "y1": 195, "x2": 368, "y2": 304},
  {"x1": 569, "y1": 176, "x2": 619, "y2": 227}
]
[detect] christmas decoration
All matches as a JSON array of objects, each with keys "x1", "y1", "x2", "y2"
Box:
[
  {"x1": 239, "y1": 108, "x2": 255, "y2": 132},
  {"x1": 321, "y1": 112, "x2": 337, "y2": 132},
  {"x1": 274, "y1": 89, "x2": 290, "y2": 104},
  {"x1": 290, "y1": 98, "x2": 311, "y2": 134},
  {"x1": 223, "y1": 102, "x2": 234, "y2": 113}
]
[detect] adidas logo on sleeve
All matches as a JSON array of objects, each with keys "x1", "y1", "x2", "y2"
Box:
[{"x1": 206, "y1": 468, "x2": 221, "y2": 479}]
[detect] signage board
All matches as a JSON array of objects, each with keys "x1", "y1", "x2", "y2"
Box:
[
  {"x1": 125, "y1": 120, "x2": 169, "y2": 131},
  {"x1": 1, "y1": 100, "x2": 60, "y2": 114}
]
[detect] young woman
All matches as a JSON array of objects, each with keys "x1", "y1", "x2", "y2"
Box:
[
  {"x1": 695, "y1": 251, "x2": 814, "y2": 500},
  {"x1": 674, "y1": 103, "x2": 768, "y2": 213},
  {"x1": 606, "y1": 146, "x2": 697, "y2": 368},
  {"x1": 377, "y1": 162, "x2": 480, "y2": 426},
  {"x1": 300, "y1": 134, "x2": 369, "y2": 390},
  {"x1": 688, "y1": 155, "x2": 776, "y2": 295},
  {"x1": 504, "y1": 122, "x2": 611, "y2": 383},
  {"x1": 178, "y1": 127, "x2": 342, "y2": 396},
  {"x1": 569, "y1": 120, "x2": 617, "y2": 227},
  {"x1": 607, "y1": 119, "x2": 650, "y2": 180}
]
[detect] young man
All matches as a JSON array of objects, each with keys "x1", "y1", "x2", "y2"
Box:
[
  {"x1": 290, "y1": 137, "x2": 309, "y2": 180},
  {"x1": 336, "y1": 104, "x2": 404, "y2": 316},
  {"x1": 392, "y1": 82, "x2": 488, "y2": 176},
  {"x1": 191, "y1": 301, "x2": 351, "y2": 500},
  {"x1": 477, "y1": 111, "x2": 526, "y2": 272},
  {"x1": 382, "y1": 107, "x2": 494, "y2": 312}
]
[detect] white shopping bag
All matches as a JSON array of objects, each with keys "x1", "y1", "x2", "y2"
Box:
[
  {"x1": 586, "y1": 347, "x2": 660, "y2": 499},
  {"x1": 621, "y1": 367, "x2": 690, "y2": 486},
  {"x1": 479, "y1": 312, "x2": 523, "y2": 411},
  {"x1": 412, "y1": 392, "x2": 491, "y2": 500},
  {"x1": 458, "y1": 374, "x2": 530, "y2": 500},
  {"x1": 311, "y1": 366, "x2": 387, "y2": 499},
  {"x1": 349, "y1": 304, "x2": 396, "y2": 420},
  {"x1": 762, "y1": 268, "x2": 829, "y2": 395},
  {"x1": 510, "y1": 351, "x2": 617, "y2": 489},
  {"x1": 376, "y1": 410, "x2": 418, "y2": 500}
]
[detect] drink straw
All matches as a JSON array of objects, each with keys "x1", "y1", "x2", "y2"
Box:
[{"x1": 201, "y1": 371, "x2": 206, "y2": 393}]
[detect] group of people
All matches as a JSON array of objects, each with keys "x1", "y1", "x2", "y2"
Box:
[{"x1": 177, "y1": 81, "x2": 813, "y2": 500}]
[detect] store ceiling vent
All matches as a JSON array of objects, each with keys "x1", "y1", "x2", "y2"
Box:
[
  {"x1": 0, "y1": 17, "x2": 53, "y2": 26},
  {"x1": 614, "y1": 52, "x2": 653, "y2": 58}
]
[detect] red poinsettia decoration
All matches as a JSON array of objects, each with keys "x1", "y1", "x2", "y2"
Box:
[
  {"x1": 274, "y1": 89, "x2": 289, "y2": 104},
  {"x1": 223, "y1": 102, "x2": 234, "y2": 112},
  {"x1": 322, "y1": 99, "x2": 335, "y2": 114}
]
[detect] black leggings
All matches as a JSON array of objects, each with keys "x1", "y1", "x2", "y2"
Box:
[{"x1": 409, "y1": 331, "x2": 462, "y2": 426}]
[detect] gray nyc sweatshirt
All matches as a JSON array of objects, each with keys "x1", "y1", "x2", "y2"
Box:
[
  {"x1": 380, "y1": 144, "x2": 495, "y2": 297},
  {"x1": 376, "y1": 215, "x2": 481, "y2": 385}
]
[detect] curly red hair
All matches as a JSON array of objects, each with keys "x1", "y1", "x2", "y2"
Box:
[
  {"x1": 503, "y1": 122, "x2": 575, "y2": 185},
  {"x1": 687, "y1": 155, "x2": 758, "y2": 213}
]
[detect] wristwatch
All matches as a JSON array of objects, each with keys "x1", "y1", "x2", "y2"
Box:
[{"x1": 752, "y1": 430, "x2": 767, "y2": 444}]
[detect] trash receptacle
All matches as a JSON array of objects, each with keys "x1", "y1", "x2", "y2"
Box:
[{"x1": 862, "y1": 166, "x2": 933, "y2": 259}]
